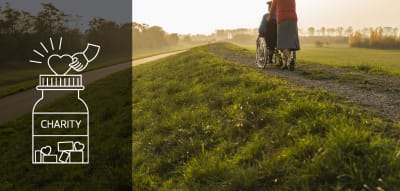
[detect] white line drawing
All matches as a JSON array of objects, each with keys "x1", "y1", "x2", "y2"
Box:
[
  {"x1": 70, "y1": 43, "x2": 101, "y2": 72},
  {"x1": 47, "y1": 54, "x2": 76, "y2": 75},
  {"x1": 29, "y1": 60, "x2": 42, "y2": 64},
  {"x1": 58, "y1": 141, "x2": 75, "y2": 151},
  {"x1": 59, "y1": 151, "x2": 71, "y2": 163},
  {"x1": 31, "y1": 37, "x2": 100, "y2": 165},
  {"x1": 33, "y1": 49, "x2": 45, "y2": 57},
  {"x1": 40, "y1": 42, "x2": 49, "y2": 53},
  {"x1": 41, "y1": 145, "x2": 51, "y2": 155},
  {"x1": 50, "y1": 37, "x2": 54, "y2": 51},
  {"x1": 58, "y1": 37, "x2": 63, "y2": 50},
  {"x1": 74, "y1": 141, "x2": 85, "y2": 151}
]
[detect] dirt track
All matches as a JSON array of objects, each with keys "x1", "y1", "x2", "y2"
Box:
[{"x1": 208, "y1": 45, "x2": 400, "y2": 121}]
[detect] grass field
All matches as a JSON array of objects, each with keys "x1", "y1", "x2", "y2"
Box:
[
  {"x1": 2, "y1": 42, "x2": 400, "y2": 190},
  {"x1": 0, "y1": 69, "x2": 132, "y2": 190},
  {"x1": 236, "y1": 42, "x2": 400, "y2": 75},
  {"x1": 133, "y1": 44, "x2": 400, "y2": 190}
]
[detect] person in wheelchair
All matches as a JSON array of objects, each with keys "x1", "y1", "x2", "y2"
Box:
[{"x1": 256, "y1": 1, "x2": 277, "y2": 68}]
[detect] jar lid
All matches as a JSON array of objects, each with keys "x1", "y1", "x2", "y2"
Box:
[{"x1": 36, "y1": 75, "x2": 84, "y2": 90}]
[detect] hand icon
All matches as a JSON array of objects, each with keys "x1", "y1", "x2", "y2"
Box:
[
  {"x1": 69, "y1": 43, "x2": 100, "y2": 72},
  {"x1": 69, "y1": 52, "x2": 88, "y2": 72}
]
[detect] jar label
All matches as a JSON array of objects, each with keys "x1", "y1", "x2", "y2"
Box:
[{"x1": 33, "y1": 113, "x2": 88, "y2": 135}]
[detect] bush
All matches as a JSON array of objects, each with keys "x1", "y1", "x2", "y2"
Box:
[
  {"x1": 315, "y1": 40, "x2": 324, "y2": 47},
  {"x1": 349, "y1": 28, "x2": 400, "y2": 49}
]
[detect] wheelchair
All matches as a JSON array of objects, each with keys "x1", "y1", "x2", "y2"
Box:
[{"x1": 256, "y1": 37, "x2": 296, "y2": 71}]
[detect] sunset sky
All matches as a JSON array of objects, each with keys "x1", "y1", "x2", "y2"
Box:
[{"x1": 133, "y1": 0, "x2": 400, "y2": 34}]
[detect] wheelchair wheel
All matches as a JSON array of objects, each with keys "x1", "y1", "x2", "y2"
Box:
[{"x1": 256, "y1": 37, "x2": 268, "y2": 68}]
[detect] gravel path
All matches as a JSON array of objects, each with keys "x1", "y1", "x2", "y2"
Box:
[{"x1": 208, "y1": 45, "x2": 400, "y2": 121}]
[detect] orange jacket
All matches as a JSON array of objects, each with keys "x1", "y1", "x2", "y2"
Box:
[{"x1": 270, "y1": 0, "x2": 297, "y2": 23}]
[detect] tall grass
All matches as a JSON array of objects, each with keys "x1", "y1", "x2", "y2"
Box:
[{"x1": 133, "y1": 44, "x2": 400, "y2": 190}]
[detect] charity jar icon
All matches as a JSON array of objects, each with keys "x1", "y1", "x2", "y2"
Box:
[
  {"x1": 32, "y1": 75, "x2": 89, "y2": 164},
  {"x1": 30, "y1": 37, "x2": 99, "y2": 164}
]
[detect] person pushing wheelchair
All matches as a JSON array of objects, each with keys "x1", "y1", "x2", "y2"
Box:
[
  {"x1": 256, "y1": 1, "x2": 277, "y2": 68},
  {"x1": 268, "y1": 0, "x2": 300, "y2": 70}
]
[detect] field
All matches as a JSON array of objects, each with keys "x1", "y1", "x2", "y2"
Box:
[
  {"x1": 133, "y1": 45, "x2": 400, "y2": 190},
  {"x1": 2, "y1": 41, "x2": 400, "y2": 190},
  {"x1": 237, "y1": 42, "x2": 400, "y2": 75}
]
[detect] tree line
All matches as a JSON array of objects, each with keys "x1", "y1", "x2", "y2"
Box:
[
  {"x1": 133, "y1": 22, "x2": 197, "y2": 51},
  {"x1": 212, "y1": 26, "x2": 400, "y2": 50},
  {"x1": 0, "y1": 3, "x2": 130, "y2": 63},
  {"x1": 349, "y1": 27, "x2": 400, "y2": 49},
  {"x1": 304, "y1": 27, "x2": 353, "y2": 37},
  {"x1": 306, "y1": 26, "x2": 400, "y2": 49}
]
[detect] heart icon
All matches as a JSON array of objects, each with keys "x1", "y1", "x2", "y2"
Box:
[
  {"x1": 74, "y1": 141, "x2": 85, "y2": 151},
  {"x1": 47, "y1": 54, "x2": 77, "y2": 75},
  {"x1": 40, "y1": 146, "x2": 52, "y2": 155}
]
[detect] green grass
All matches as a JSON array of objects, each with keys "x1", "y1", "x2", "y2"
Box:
[
  {"x1": 0, "y1": 69, "x2": 131, "y2": 190},
  {"x1": 133, "y1": 44, "x2": 400, "y2": 190},
  {"x1": 235, "y1": 42, "x2": 400, "y2": 75},
  {"x1": 297, "y1": 44, "x2": 400, "y2": 74}
]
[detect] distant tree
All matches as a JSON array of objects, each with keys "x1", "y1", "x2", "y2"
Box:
[
  {"x1": 298, "y1": 28, "x2": 304, "y2": 36},
  {"x1": 146, "y1": 26, "x2": 168, "y2": 47},
  {"x1": 369, "y1": 28, "x2": 383, "y2": 47},
  {"x1": 361, "y1": 27, "x2": 370, "y2": 37},
  {"x1": 18, "y1": 11, "x2": 35, "y2": 34},
  {"x1": 0, "y1": 3, "x2": 38, "y2": 60},
  {"x1": 307, "y1": 27, "x2": 315, "y2": 37},
  {"x1": 349, "y1": 27, "x2": 400, "y2": 49},
  {"x1": 118, "y1": 22, "x2": 132, "y2": 52},
  {"x1": 315, "y1": 40, "x2": 323, "y2": 47},
  {"x1": 34, "y1": 3, "x2": 68, "y2": 37},
  {"x1": 349, "y1": 31, "x2": 363, "y2": 47},
  {"x1": 393, "y1": 27, "x2": 399, "y2": 37},
  {"x1": 132, "y1": 22, "x2": 143, "y2": 49},
  {"x1": 0, "y1": 3, "x2": 133, "y2": 63},
  {"x1": 383, "y1": 27, "x2": 393, "y2": 36},
  {"x1": 345, "y1": 26, "x2": 353, "y2": 36},
  {"x1": 86, "y1": 18, "x2": 121, "y2": 53},
  {"x1": 320, "y1": 27, "x2": 326, "y2": 36},
  {"x1": 132, "y1": 22, "x2": 176, "y2": 51},
  {"x1": 167, "y1": 33, "x2": 179, "y2": 45},
  {"x1": 2, "y1": 2, "x2": 21, "y2": 34},
  {"x1": 326, "y1": 28, "x2": 335, "y2": 36},
  {"x1": 182, "y1": 35, "x2": 192, "y2": 43},
  {"x1": 337, "y1": 27, "x2": 344, "y2": 36}
]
